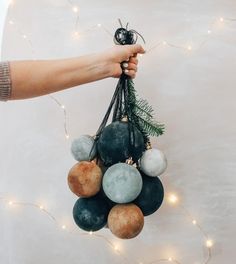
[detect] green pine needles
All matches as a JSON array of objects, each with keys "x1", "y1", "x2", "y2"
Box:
[{"x1": 127, "y1": 79, "x2": 165, "y2": 138}]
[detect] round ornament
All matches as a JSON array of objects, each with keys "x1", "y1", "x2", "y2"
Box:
[
  {"x1": 97, "y1": 121, "x2": 145, "y2": 166},
  {"x1": 73, "y1": 195, "x2": 109, "y2": 232},
  {"x1": 134, "y1": 171, "x2": 164, "y2": 216},
  {"x1": 68, "y1": 161, "x2": 102, "y2": 197},
  {"x1": 108, "y1": 204, "x2": 144, "y2": 239},
  {"x1": 71, "y1": 135, "x2": 97, "y2": 161},
  {"x1": 140, "y1": 148, "x2": 167, "y2": 177},
  {"x1": 103, "y1": 163, "x2": 143, "y2": 203}
]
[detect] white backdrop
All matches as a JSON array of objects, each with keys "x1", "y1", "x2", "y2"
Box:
[{"x1": 1, "y1": 0, "x2": 236, "y2": 263}]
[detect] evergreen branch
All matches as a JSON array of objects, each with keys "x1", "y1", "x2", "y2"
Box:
[
  {"x1": 133, "y1": 113, "x2": 165, "y2": 137},
  {"x1": 127, "y1": 79, "x2": 165, "y2": 138}
]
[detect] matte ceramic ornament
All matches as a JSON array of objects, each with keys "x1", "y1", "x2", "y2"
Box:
[
  {"x1": 68, "y1": 161, "x2": 102, "y2": 197},
  {"x1": 134, "y1": 171, "x2": 164, "y2": 216},
  {"x1": 73, "y1": 195, "x2": 109, "y2": 232},
  {"x1": 108, "y1": 204, "x2": 144, "y2": 239},
  {"x1": 102, "y1": 163, "x2": 142, "y2": 203},
  {"x1": 97, "y1": 121, "x2": 145, "y2": 166},
  {"x1": 140, "y1": 148, "x2": 167, "y2": 177},
  {"x1": 71, "y1": 135, "x2": 97, "y2": 161}
]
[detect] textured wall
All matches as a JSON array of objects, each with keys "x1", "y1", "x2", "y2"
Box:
[{"x1": 1, "y1": 0, "x2": 236, "y2": 263}]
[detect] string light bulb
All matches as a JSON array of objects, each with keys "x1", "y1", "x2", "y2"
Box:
[
  {"x1": 168, "y1": 257, "x2": 173, "y2": 262},
  {"x1": 187, "y1": 45, "x2": 192, "y2": 51},
  {"x1": 72, "y1": 6, "x2": 79, "y2": 13},
  {"x1": 114, "y1": 245, "x2": 119, "y2": 251},
  {"x1": 89, "y1": 231, "x2": 93, "y2": 235},
  {"x1": 206, "y1": 239, "x2": 214, "y2": 248},
  {"x1": 9, "y1": 20, "x2": 14, "y2": 25},
  {"x1": 220, "y1": 17, "x2": 224, "y2": 22},
  {"x1": 8, "y1": 201, "x2": 13, "y2": 205},
  {"x1": 207, "y1": 30, "x2": 212, "y2": 34},
  {"x1": 22, "y1": 34, "x2": 27, "y2": 39},
  {"x1": 192, "y1": 219, "x2": 197, "y2": 225},
  {"x1": 168, "y1": 194, "x2": 178, "y2": 204},
  {"x1": 61, "y1": 225, "x2": 66, "y2": 230},
  {"x1": 39, "y1": 205, "x2": 44, "y2": 210},
  {"x1": 97, "y1": 23, "x2": 102, "y2": 27},
  {"x1": 163, "y1": 40, "x2": 167, "y2": 45}
]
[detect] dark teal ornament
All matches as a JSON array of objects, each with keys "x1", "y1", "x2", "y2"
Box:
[
  {"x1": 134, "y1": 171, "x2": 164, "y2": 216},
  {"x1": 97, "y1": 121, "x2": 145, "y2": 166},
  {"x1": 73, "y1": 195, "x2": 109, "y2": 232}
]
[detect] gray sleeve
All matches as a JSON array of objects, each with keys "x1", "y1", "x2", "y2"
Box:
[{"x1": 0, "y1": 61, "x2": 12, "y2": 101}]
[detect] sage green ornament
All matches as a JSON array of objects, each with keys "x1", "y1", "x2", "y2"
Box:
[
  {"x1": 71, "y1": 135, "x2": 97, "y2": 161},
  {"x1": 140, "y1": 148, "x2": 167, "y2": 177},
  {"x1": 103, "y1": 163, "x2": 143, "y2": 203}
]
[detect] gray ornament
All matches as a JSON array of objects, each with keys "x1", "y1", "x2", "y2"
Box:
[
  {"x1": 140, "y1": 148, "x2": 167, "y2": 177},
  {"x1": 103, "y1": 163, "x2": 143, "y2": 203},
  {"x1": 71, "y1": 135, "x2": 97, "y2": 161}
]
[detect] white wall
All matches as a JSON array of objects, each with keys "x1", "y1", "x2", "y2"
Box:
[{"x1": 0, "y1": 0, "x2": 10, "y2": 59}]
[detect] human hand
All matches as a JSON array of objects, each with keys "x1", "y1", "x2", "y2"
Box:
[{"x1": 102, "y1": 44, "x2": 146, "y2": 79}]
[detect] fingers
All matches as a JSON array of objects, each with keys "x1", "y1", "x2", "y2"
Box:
[
  {"x1": 122, "y1": 61, "x2": 138, "y2": 79},
  {"x1": 124, "y1": 69, "x2": 136, "y2": 79}
]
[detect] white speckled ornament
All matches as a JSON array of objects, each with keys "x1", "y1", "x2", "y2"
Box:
[
  {"x1": 71, "y1": 135, "x2": 97, "y2": 161},
  {"x1": 103, "y1": 163, "x2": 143, "y2": 203},
  {"x1": 140, "y1": 148, "x2": 167, "y2": 177}
]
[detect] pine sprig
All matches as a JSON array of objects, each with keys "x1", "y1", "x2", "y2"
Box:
[{"x1": 127, "y1": 79, "x2": 165, "y2": 138}]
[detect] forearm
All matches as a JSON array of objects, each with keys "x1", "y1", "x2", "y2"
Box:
[{"x1": 9, "y1": 53, "x2": 112, "y2": 100}]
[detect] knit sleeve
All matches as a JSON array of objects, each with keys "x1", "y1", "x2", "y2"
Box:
[{"x1": 0, "y1": 61, "x2": 12, "y2": 101}]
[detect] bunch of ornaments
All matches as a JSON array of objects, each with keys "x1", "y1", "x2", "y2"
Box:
[
  {"x1": 67, "y1": 21, "x2": 167, "y2": 239},
  {"x1": 68, "y1": 128, "x2": 167, "y2": 239}
]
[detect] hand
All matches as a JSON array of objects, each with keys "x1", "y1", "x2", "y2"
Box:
[{"x1": 102, "y1": 44, "x2": 146, "y2": 79}]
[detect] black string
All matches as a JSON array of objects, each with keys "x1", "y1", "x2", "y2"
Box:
[{"x1": 90, "y1": 20, "x2": 146, "y2": 161}]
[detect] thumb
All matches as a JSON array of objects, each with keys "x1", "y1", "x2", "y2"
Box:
[{"x1": 127, "y1": 44, "x2": 146, "y2": 55}]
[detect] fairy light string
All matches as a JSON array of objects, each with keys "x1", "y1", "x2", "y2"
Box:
[{"x1": 1, "y1": 193, "x2": 213, "y2": 264}]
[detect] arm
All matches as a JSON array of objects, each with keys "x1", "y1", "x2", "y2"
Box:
[{"x1": 0, "y1": 44, "x2": 145, "y2": 101}]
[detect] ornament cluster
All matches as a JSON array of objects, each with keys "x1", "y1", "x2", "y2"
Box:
[
  {"x1": 67, "y1": 20, "x2": 167, "y2": 239},
  {"x1": 68, "y1": 124, "x2": 167, "y2": 239}
]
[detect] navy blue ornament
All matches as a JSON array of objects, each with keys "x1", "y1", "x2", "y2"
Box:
[
  {"x1": 97, "y1": 121, "x2": 145, "y2": 166},
  {"x1": 73, "y1": 195, "x2": 109, "y2": 232},
  {"x1": 134, "y1": 171, "x2": 164, "y2": 216}
]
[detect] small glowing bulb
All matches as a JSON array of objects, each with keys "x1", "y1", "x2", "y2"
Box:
[
  {"x1": 39, "y1": 205, "x2": 44, "y2": 210},
  {"x1": 192, "y1": 220, "x2": 197, "y2": 225},
  {"x1": 220, "y1": 17, "x2": 224, "y2": 22},
  {"x1": 22, "y1": 35, "x2": 27, "y2": 39},
  {"x1": 114, "y1": 245, "x2": 119, "y2": 251},
  {"x1": 206, "y1": 239, "x2": 213, "y2": 248},
  {"x1": 163, "y1": 41, "x2": 167, "y2": 45},
  {"x1": 8, "y1": 201, "x2": 13, "y2": 205},
  {"x1": 9, "y1": 20, "x2": 14, "y2": 25},
  {"x1": 207, "y1": 30, "x2": 212, "y2": 34},
  {"x1": 168, "y1": 194, "x2": 178, "y2": 204},
  {"x1": 89, "y1": 231, "x2": 93, "y2": 235},
  {"x1": 62, "y1": 225, "x2": 66, "y2": 230},
  {"x1": 73, "y1": 31, "x2": 79, "y2": 38},
  {"x1": 65, "y1": 134, "x2": 70, "y2": 139},
  {"x1": 187, "y1": 45, "x2": 192, "y2": 51},
  {"x1": 97, "y1": 23, "x2": 102, "y2": 27},
  {"x1": 61, "y1": 105, "x2": 65, "y2": 109},
  {"x1": 73, "y1": 6, "x2": 79, "y2": 13},
  {"x1": 168, "y1": 257, "x2": 173, "y2": 262},
  {"x1": 139, "y1": 54, "x2": 143, "y2": 57}
]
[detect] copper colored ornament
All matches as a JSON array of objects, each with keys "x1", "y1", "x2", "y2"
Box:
[
  {"x1": 108, "y1": 204, "x2": 144, "y2": 239},
  {"x1": 68, "y1": 161, "x2": 102, "y2": 197}
]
